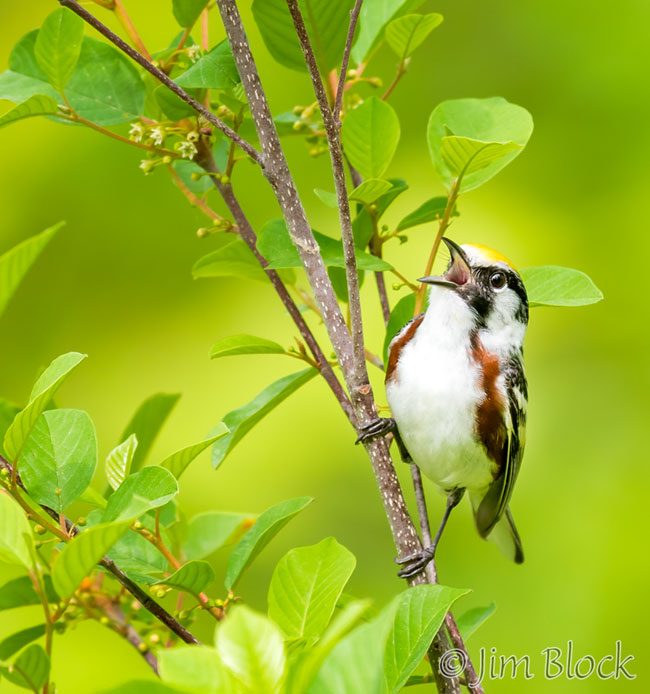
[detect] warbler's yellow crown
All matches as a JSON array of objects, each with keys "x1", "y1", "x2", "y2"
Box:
[{"x1": 463, "y1": 243, "x2": 516, "y2": 270}]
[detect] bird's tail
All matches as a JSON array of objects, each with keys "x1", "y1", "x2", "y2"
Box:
[{"x1": 470, "y1": 492, "x2": 524, "y2": 564}]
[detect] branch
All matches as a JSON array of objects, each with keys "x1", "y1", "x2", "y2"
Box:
[
  {"x1": 0, "y1": 455, "x2": 200, "y2": 646},
  {"x1": 58, "y1": 0, "x2": 263, "y2": 167},
  {"x1": 333, "y1": 0, "x2": 364, "y2": 127},
  {"x1": 286, "y1": 0, "x2": 366, "y2": 384}
]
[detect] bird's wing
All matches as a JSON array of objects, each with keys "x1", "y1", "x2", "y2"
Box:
[{"x1": 475, "y1": 353, "x2": 527, "y2": 537}]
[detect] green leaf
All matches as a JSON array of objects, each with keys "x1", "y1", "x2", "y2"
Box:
[
  {"x1": 193, "y1": 236, "x2": 267, "y2": 283},
  {"x1": 52, "y1": 521, "x2": 130, "y2": 598},
  {"x1": 172, "y1": 160, "x2": 212, "y2": 195},
  {"x1": 154, "y1": 560, "x2": 215, "y2": 597},
  {"x1": 103, "y1": 467, "x2": 179, "y2": 522},
  {"x1": 353, "y1": 178, "x2": 408, "y2": 249},
  {"x1": 107, "y1": 529, "x2": 168, "y2": 580},
  {"x1": 0, "y1": 95, "x2": 59, "y2": 129},
  {"x1": 385, "y1": 13, "x2": 443, "y2": 59},
  {"x1": 314, "y1": 189, "x2": 338, "y2": 209},
  {"x1": 383, "y1": 293, "x2": 416, "y2": 363},
  {"x1": 34, "y1": 8, "x2": 84, "y2": 93},
  {"x1": 257, "y1": 220, "x2": 392, "y2": 272},
  {"x1": 0, "y1": 400, "x2": 20, "y2": 459},
  {"x1": 212, "y1": 369, "x2": 318, "y2": 470},
  {"x1": 288, "y1": 599, "x2": 372, "y2": 692},
  {"x1": 0, "y1": 222, "x2": 62, "y2": 320},
  {"x1": 154, "y1": 83, "x2": 198, "y2": 121},
  {"x1": 176, "y1": 41, "x2": 239, "y2": 89},
  {"x1": 383, "y1": 585, "x2": 469, "y2": 691},
  {"x1": 521, "y1": 266, "x2": 604, "y2": 307},
  {"x1": 349, "y1": 179, "x2": 393, "y2": 205},
  {"x1": 173, "y1": 0, "x2": 210, "y2": 28},
  {"x1": 216, "y1": 605, "x2": 286, "y2": 693},
  {"x1": 210, "y1": 335, "x2": 285, "y2": 360},
  {"x1": 456, "y1": 603, "x2": 496, "y2": 641},
  {"x1": 0, "y1": 644, "x2": 50, "y2": 692},
  {"x1": 441, "y1": 136, "x2": 522, "y2": 182},
  {"x1": 3, "y1": 351, "x2": 86, "y2": 461},
  {"x1": 342, "y1": 98, "x2": 400, "y2": 179},
  {"x1": 159, "y1": 645, "x2": 234, "y2": 694},
  {"x1": 101, "y1": 683, "x2": 184, "y2": 694},
  {"x1": 427, "y1": 97, "x2": 533, "y2": 191},
  {"x1": 0, "y1": 493, "x2": 34, "y2": 569},
  {"x1": 120, "y1": 393, "x2": 180, "y2": 473},
  {"x1": 105, "y1": 434, "x2": 138, "y2": 492},
  {"x1": 20, "y1": 409, "x2": 98, "y2": 513},
  {"x1": 268, "y1": 538, "x2": 356, "y2": 641},
  {"x1": 159, "y1": 427, "x2": 229, "y2": 479},
  {"x1": 396, "y1": 196, "x2": 453, "y2": 231},
  {"x1": 0, "y1": 576, "x2": 58, "y2": 612},
  {"x1": 352, "y1": 0, "x2": 425, "y2": 63},
  {"x1": 183, "y1": 511, "x2": 254, "y2": 561},
  {"x1": 224, "y1": 496, "x2": 313, "y2": 591},
  {"x1": 0, "y1": 625, "x2": 46, "y2": 661},
  {"x1": 252, "y1": 0, "x2": 355, "y2": 74}
]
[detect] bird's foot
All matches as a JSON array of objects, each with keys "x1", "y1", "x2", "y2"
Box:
[
  {"x1": 396, "y1": 545, "x2": 435, "y2": 579},
  {"x1": 355, "y1": 417, "x2": 397, "y2": 445}
]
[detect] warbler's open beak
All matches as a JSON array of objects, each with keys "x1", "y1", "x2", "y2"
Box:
[{"x1": 418, "y1": 237, "x2": 472, "y2": 288}]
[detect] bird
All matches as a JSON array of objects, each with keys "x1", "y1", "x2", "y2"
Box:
[{"x1": 358, "y1": 237, "x2": 528, "y2": 578}]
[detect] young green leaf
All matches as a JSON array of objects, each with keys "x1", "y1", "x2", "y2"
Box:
[
  {"x1": 268, "y1": 537, "x2": 356, "y2": 641},
  {"x1": 383, "y1": 585, "x2": 470, "y2": 691},
  {"x1": 0, "y1": 625, "x2": 47, "y2": 661},
  {"x1": 107, "y1": 524, "x2": 168, "y2": 581},
  {"x1": 212, "y1": 369, "x2": 318, "y2": 470},
  {"x1": 0, "y1": 400, "x2": 20, "y2": 458},
  {"x1": 0, "y1": 222, "x2": 62, "y2": 320},
  {"x1": 34, "y1": 8, "x2": 84, "y2": 93},
  {"x1": 192, "y1": 236, "x2": 268, "y2": 283},
  {"x1": 385, "y1": 13, "x2": 443, "y2": 59},
  {"x1": 342, "y1": 98, "x2": 401, "y2": 179},
  {"x1": 427, "y1": 97, "x2": 533, "y2": 191},
  {"x1": 521, "y1": 266, "x2": 604, "y2": 307},
  {"x1": 173, "y1": 0, "x2": 210, "y2": 28},
  {"x1": 216, "y1": 605, "x2": 286, "y2": 693},
  {"x1": 172, "y1": 160, "x2": 212, "y2": 195},
  {"x1": 0, "y1": 493, "x2": 34, "y2": 569},
  {"x1": 159, "y1": 427, "x2": 229, "y2": 479},
  {"x1": 383, "y1": 293, "x2": 416, "y2": 363},
  {"x1": 159, "y1": 645, "x2": 234, "y2": 694},
  {"x1": 52, "y1": 521, "x2": 131, "y2": 598},
  {"x1": 349, "y1": 179, "x2": 394, "y2": 205},
  {"x1": 210, "y1": 335, "x2": 285, "y2": 360},
  {"x1": 176, "y1": 41, "x2": 240, "y2": 89},
  {"x1": 0, "y1": 644, "x2": 50, "y2": 692},
  {"x1": 3, "y1": 351, "x2": 86, "y2": 461},
  {"x1": 252, "y1": 0, "x2": 355, "y2": 73},
  {"x1": 105, "y1": 683, "x2": 185, "y2": 694},
  {"x1": 314, "y1": 189, "x2": 339, "y2": 209},
  {"x1": 154, "y1": 560, "x2": 215, "y2": 597},
  {"x1": 352, "y1": 0, "x2": 425, "y2": 63},
  {"x1": 103, "y1": 467, "x2": 179, "y2": 522},
  {"x1": 441, "y1": 136, "x2": 522, "y2": 183},
  {"x1": 105, "y1": 434, "x2": 138, "y2": 492},
  {"x1": 0, "y1": 576, "x2": 58, "y2": 612},
  {"x1": 353, "y1": 178, "x2": 409, "y2": 249},
  {"x1": 154, "y1": 83, "x2": 199, "y2": 121},
  {"x1": 20, "y1": 409, "x2": 98, "y2": 513},
  {"x1": 224, "y1": 496, "x2": 313, "y2": 591},
  {"x1": 0, "y1": 95, "x2": 59, "y2": 128},
  {"x1": 396, "y1": 196, "x2": 454, "y2": 231},
  {"x1": 120, "y1": 393, "x2": 180, "y2": 473},
  {"x1": 257, "y1": 220, "x2": 392, "y2": 272},
  {"x1": 455, "y1": 602, "x2": 497, "y2": 641},
  {"x1": 183, "y1": 511, "x2": 254, "y2": 561}
]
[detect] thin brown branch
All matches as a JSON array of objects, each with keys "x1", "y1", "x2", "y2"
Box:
[
  {"x1": 0, "y1": 455, "x2": 200, "y2": 646},
  {"x1": 58, "y1": 0, "x2": 263, "y2": 166},
  {"x1": 334, "y1": 0, "x2": 364, "y2": 127},
  {"x1": 382, "y1": 61, "x2": 408, "y2": 101}
]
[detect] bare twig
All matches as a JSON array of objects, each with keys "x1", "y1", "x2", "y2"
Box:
[
  {"x1": 333, "y1": 0, "x2": 364, "y2": 127},
  {"x1": 58, "y1": 0, "x2": 263, "y2": 166}
]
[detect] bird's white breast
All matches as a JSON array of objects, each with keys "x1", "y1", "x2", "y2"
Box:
[{"x1": 386, "y1": 290, "x2": 495, "y2": 492}]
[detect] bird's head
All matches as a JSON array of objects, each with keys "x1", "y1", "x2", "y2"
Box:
[{"x1": 419, "y1": 237, "x2": 529, "y2": 329}]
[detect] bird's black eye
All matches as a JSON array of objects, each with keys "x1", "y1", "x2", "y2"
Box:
[{"x1": 489, "y1": 271, "x2": 507, "y2": 291}]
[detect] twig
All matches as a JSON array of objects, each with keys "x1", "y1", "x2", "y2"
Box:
[
  {"x1": 333, "y1": 0, "x2": 364, "y2": 127},
  {"x1": 382, "y1": 60, "x2": 408, "y2": 101},
  {"x1": 58, "y1": 0, "x2": 263, "y2": 166},
  {"x1": 0, "y1": 455, "x2": 200, "y2": 646}
]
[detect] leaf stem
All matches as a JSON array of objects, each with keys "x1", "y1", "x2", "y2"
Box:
[{"x1": 112, "y1": 0, "x2": 151, "y2": 61}]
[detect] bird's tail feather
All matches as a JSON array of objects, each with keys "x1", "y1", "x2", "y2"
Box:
[{"x1": 470, "y1": 492, "x2": 524, "y2": 563}]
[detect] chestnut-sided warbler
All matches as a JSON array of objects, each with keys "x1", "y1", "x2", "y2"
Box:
[{"x1": 359, "y1": 237, "x2": 528, "y2": 577}]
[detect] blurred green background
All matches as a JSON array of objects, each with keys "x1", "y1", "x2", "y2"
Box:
[{"x1": 1, "y1": 1, "x2": 648, "y2": 691}]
